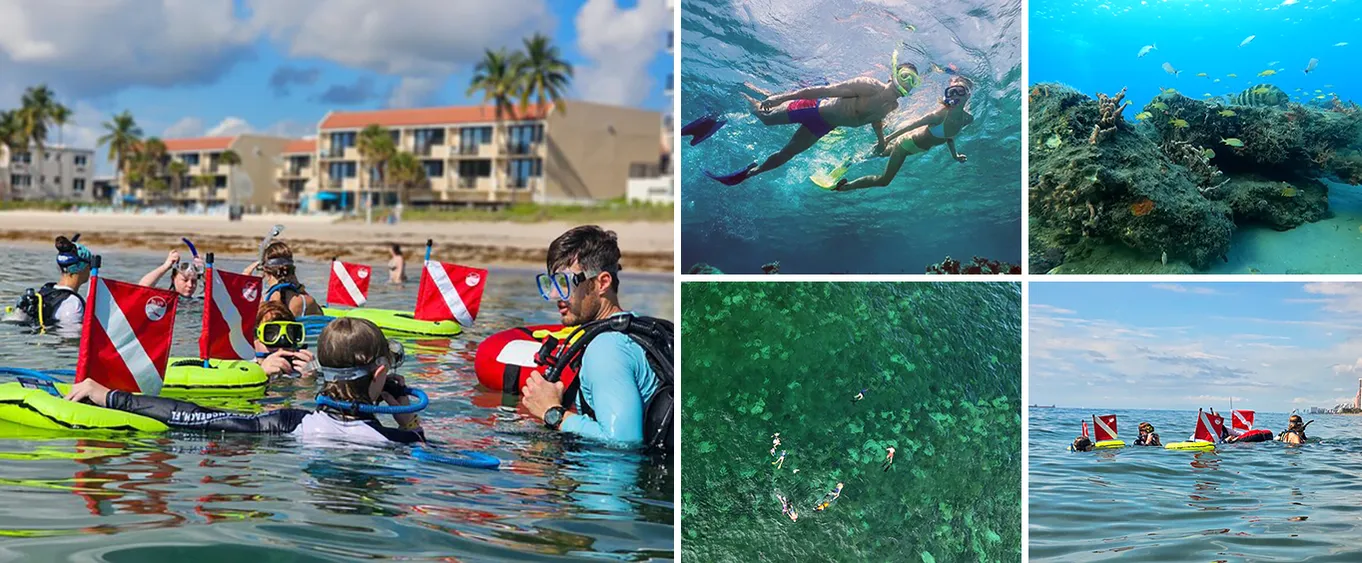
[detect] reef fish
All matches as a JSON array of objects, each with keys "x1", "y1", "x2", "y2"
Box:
[
  {"x1": 1336, "y1": 42, "x2": 1349, "y2": 47},
  {"x1": 1169, "y1": 118, "x2": 1189, "y2": 128},
  {"x1": 1221, "y1": 137, "x2": 1245, "y2": 147},
  {"x1": 1138, "y1": 44, "x2": 1157, "y2": 58},
  {"x1": 1214, "y1": 78, "x2": 1221, "y2": 83},
  {"x1": 1203, "y1": 148, "x2": 1216, "y2": 159},
  {"x1": 1196, "y1": 72, "x2": 1209, "y2": 77},
  {"x1": 1227, "y1": 73, "x2": 1238, "y2": 78},
  {"x1": 1151, "y1": 102, "x2": 1169, "y2": 110},
  {"x1": 1219, "y1": 110, "x2": 1236, "y2": 116},
  {"x1": 1135, "y1": 111, "x2": 1153, "y2": 121},
  {"x1": 1159, "y1": 87, "x2": 1178, "y2": 95},
  {"x1": 1305, "y1": 58, "x2": 1319, "y2": 74},
  {"x1": 1163, "y1": 62, "x2": 1181, "y2": 77},
  {"x1": 1240, "y1": 35, "x2": 1256, "y2": 47},
  {"x1": 1281, "y1": 186, "x2": 1298, "y2": 197},
  {"x1": 1258, "y1": 69, "x2": 1278, "y2": 77},
  {"x1": 1227, "y1": 84, "x2": 1289, "y2": 106}
]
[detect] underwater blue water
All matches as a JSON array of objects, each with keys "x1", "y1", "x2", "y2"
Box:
[{"x1": 680, "y1": 0, "x2": 1023, "y2": 274}]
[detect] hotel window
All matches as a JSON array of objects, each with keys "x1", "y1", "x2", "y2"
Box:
[
  {"x1": 509, "y1": 158, "x2": 542, "y2": 189},
  {"x1": 329, "y1": 132, "x2": 356, "y2": 156},
  {"x1": 214, "y1": 176, "x2": 227, "y2": 188},
  {"x1": 329, "y1": 161, "x2": 357, "y2": 180},
  {"x1": 74, "y1": 154, "x2": 88, "y2": 166},
  {"x1": 422, "y1": 160, "x2": 444, "y2": 178},
  {"x1": 460, "y1": 127, "x2": 493, "y2": 147},
  {"x1": 182, "y1": 153, "x2": 199, "y2": 166},
  {"x1": 458, "y1": 160, "x2": 491, "y2": 178},
  {"x1": 10, "y1": 175, "x2": 29, "y2": 186},
  {"x1": 73, "y1": 179, "x2": 85, "y2": 192},
  {"x1": 14, "y1": 153, "x2": 30, "y2": 163}
]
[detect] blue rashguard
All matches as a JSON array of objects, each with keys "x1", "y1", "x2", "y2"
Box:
[{"x1": 559, "y1": 331, "x2": 659, "y2": 444}]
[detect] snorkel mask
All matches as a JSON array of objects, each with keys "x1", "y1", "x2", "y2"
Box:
[
  {"x1": 943, "y1": 84, "x2": 970, "y2": 107},
  {"x1": 313, "y1": 339, "x2": 427, "y2": 415},
  {"x1": 257, "y1": 321, "x2": 306, "y2": 349},
  {"x1": 56, "y1": 234, "x2": 92, "y2": 274},
  {"x1": 1139, "y1": 423, "x2": 1154, "y2": 434},
  {"x1": 314, "y1": 339, "x2": 406, "y2": 382},
  {"x1": 890, "y1": 50, "x2": 920, "y2": 97}
]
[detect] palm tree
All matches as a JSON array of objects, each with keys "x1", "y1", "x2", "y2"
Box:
[
  {"x1": 98, "y1": 110, "x2": 143, "y2": 204},
  {"x1": 167, "y1": 160, "x2": 188, "y2": 206},
  {"x1": 0, "y1": 110, "x2": 22, "y2": 201},
  {"x1": 386, "y1": 151, "x2": 426, "y2": 206},
  {"x1": 468, "y1": 49, "x2": 524, "y2": 193},
  {"x1": 356, "y1": 124, "x2": 395, "y2": 222},
  {"x1": 517, "y1": 33, "x2": 573, "y2": 116},
  {"x1": 194, "y1": 173, "x2": 215, "y2": 208},
  {"x1": 50, "y1": 103, "x2": 70, "y2": 198},
  {"x1": 18, "y1": 85, "x2": 66, "y2": 198},
  {"x1": 220, "y1": 149, "x2": 241, "y2": 211}
]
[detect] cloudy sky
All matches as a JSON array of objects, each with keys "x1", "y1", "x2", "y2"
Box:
[
  {"x1": 0, "y1": 0, "x2": 674, "y2": 174},
  {"x1": 1031, "y1": 282, "x2": 1362, "y2": 412}
]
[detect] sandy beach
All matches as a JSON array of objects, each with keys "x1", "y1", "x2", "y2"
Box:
[{"x1": 0, "y1": 211, "x2": 675, "y2": 272}]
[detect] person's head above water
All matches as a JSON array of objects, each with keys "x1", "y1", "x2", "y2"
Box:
[
  {"x1": 1287, "y1": 414, "x2": 1305, "y2": 431},
  {"x1": 942, "y1": 75, "x2": 974, "y2": 108},
  {"x1": 390, "y1": 243, "x2": 403, "y2": 258},
  {"x1": 255, "y1": 301, "x2": 302, "y2": 351},
  {"x1": 545, "y1": 225, "x2": 623, "y2": 326},
  {"x1": 1071, "y1": 435, "x2": 1094, "y2": 452},
  {"x1": 261, "y1": 241, "x2": 304, "y2": 286},
  {"x1": 169, "y1": 260, "x2": 200, "y2": 297},
  {"x1": 1139, "y1": 422, "x2": 1155, "y2": 435},
  {"x1": 55, "y1": 235, "x2": 92, "y2": 287},
  {"x1": 315, "y1": 317, "x2": 399, "y2": 406}
]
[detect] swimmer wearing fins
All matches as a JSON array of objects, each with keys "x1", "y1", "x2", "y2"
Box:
[
  {"x1": 853, "y1": 388, "x2": 868, "y2": 403},
  {"x1": 814, "y1": 482, "x2": 844, "y2": 511},
  {"x1": 703, "y1": 52, "x2": 923, "y2": 186},
  {"x1": 834, "y1": 75, "x2": 976, "y2": 192},
  {"x1": 882, "y1": 446, "x2": 895, "y2": 471},
  {"x1": 773, "y1": 449, "x2": 787, "y2": 470},
  {"x1": 778, "y1": 493, "x2": 798, "y2": 522}
]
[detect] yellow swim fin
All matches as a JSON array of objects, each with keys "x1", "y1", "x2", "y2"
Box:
[{"x1": 811, "y1": 159, "x2": 851, "y2": 190}]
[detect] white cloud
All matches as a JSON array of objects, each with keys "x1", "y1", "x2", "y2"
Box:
[
  {"x1": 1151, "y1": 283, "x2": 1219, "y2": 295},
  {"x1": 0, "y1": 0, "x2": 255, "y2": 97},
  {"x1": 574, "y1": 0, "x2": 670, "y2": 106},
  {"x1": 162, "y1": 117, "x2": 205, "y2": 139},
  {"x1": 388, "y1": 76, "x2": 445, "y2": 108},
  {"x1": 205, "y1": 117, "x2": 252, "y2": 137}
]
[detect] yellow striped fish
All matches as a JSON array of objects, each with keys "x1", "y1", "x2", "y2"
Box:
[{"x1": 1226, "y1": 83, "x2": 1289, "y2": 106}]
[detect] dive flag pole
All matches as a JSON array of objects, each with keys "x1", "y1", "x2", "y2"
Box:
[
  {"x1": 425, "y1": 239, "x2": 433, "y2": 262},
  {"x1": 203, "y1": 253, "x2": 215, "y2": 368}
]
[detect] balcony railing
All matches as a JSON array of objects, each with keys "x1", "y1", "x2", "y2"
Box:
[
  {"x1": 328, "y1": 178, "x2": 343, "y2": 189},
  {"x1": 414, "y1": 142, "x2": 437, "y2": 157},
  {"x1": 504, "y1": 142, "x2": 540, "y2": 156},
  {"x1": 326, "y1": 147, "x2": 347, "y2": 159},
  {"x1": 457, "y1": 144, "x2": 479, "y2": 156},
  {"x1": 458, "y1": 177, "x2": 477, "y2": 189}
]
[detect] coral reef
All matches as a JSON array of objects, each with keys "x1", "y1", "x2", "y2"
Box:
[
  {"x1": 926, "y1": 256, "x2": 1021, "y2": 275},
  {"x1": 687, "y1": 262, "x2": 724, "y2": 274},
  {"x1": 1030, "y1": 82, "x2": 1362, "y2": 273},
  {"x1": 1089, "y1": 87, "x2": 1130, "y2": 145}
]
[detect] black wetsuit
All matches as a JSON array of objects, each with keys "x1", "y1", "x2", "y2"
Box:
[{"x1": 105, "y1": 391, "x2": 424, "y2": 443}]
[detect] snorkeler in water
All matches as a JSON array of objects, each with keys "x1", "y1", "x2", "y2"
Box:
[
  {"x1": 777, "y1": 493, "x2": 799, "y2": 522},
  {"x1": 702, "y1": 53, "x2": 923, "y2": 186},
  {"x1": 770, "y1": 432, "x2": 782, "y2": 456},
  {"x1": 853, "y1": 388, "x2": 868, "y2": 403},
  {"x1": 882, "y1": 446, "x2": 896, "y2": 471},
  {"x1": 814, "y1": 482, "x2": 845, "y2": 511},
  {"x1": 833, "y1": 75, "x2": 976, "y2": 192},
  {"x1": 772, "y1": 450, "x2": 787, "y2": 470}
]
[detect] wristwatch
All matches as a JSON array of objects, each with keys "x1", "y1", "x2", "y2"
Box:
[{"x1": 544, "y1": 406, "x2": 565, "y2": 430}]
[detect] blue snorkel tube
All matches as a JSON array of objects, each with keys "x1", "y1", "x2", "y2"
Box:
[{"x1": 315, "y1": 385, "x2": 430, "y2": 415}]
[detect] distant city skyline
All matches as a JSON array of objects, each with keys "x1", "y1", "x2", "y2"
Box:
[
  {"x1": 0, "y1": 0, "x2": 673, "y2": 175},
  {"x1": 1031, "y1": 283, "x2": 1362, "y2": 411}
]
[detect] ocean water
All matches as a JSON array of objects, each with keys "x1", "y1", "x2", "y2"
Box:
[
  {"x1": 1031, "y1": 0, "x2": 1362, "y2": 273},
  {"x1": 0, "y1": 245, "x2": 674, "y2": 561},
  {"x1": 681, "y1": 282, "x2": 1022, "y2": 561},
  {"x1": 1030, "y1": 407, "x2": 1362, "y2": 562},
  {"x1": 680, "y1": 0, "x2": 1023, "y2": 274}
]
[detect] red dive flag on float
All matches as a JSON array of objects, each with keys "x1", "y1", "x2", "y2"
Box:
[
  {"x1": 200, "y1": 268, "x2": 261, "y2": 361},
  {"x1": 415, "y1": 261, "x2": 487, "y2": 326},
  {"x1": 326, "y1": 260, "x2": 371, "y2": 308},
  {"x1": 1092, "y1": 414, "x2": 1119, "y2": 441},
  {"x1": 1232, "y1": 409, "x2": 1255, "y2": 432},
  {"x1": 75, "y1": 277, "x2": 178, "y2": 395},
  {"x1": 1193, "y1": 409, "x2": 1219, "y2": 442}
]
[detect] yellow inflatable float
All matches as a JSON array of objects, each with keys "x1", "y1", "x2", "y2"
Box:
[
  {"x1": 322, "y1": 307, "x2": 461, "y2": 337},
  {"x1": 0, "y1": 381, "x2": 167, "y2": 432},
  {"x1": 162, "y1": 358, "x2": 268, "y2": 398}
]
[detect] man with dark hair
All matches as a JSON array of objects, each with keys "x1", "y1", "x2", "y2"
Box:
[{"x1": 522, "y1": 225, "x2": 673, "y2": 451}]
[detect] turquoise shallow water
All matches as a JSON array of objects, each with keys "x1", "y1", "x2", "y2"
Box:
[
  {"x1": 1031, "y1": 407, "x2": 1362, "y2": 562},
  {"x1": 1209, "y1": 179, "x2": 1362, "y2": 274},
  {"x1": 681, "y1": 282, "x2": 1022, "y2": 561},
  {"x1": 0, "y1": 244, "x2": 674, "y2": 562}
]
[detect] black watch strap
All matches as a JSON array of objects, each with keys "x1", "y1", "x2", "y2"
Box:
[{"x1": 544, "y1": 406, "x2": 565, "y2": 430}]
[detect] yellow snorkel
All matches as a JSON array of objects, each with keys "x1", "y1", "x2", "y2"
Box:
[{"x1": 891, "y1": 49, "x2": 920, "y2": 97}]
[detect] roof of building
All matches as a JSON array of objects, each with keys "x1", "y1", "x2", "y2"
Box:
[
  {"x1": 163, "y1": 136, "x2": 235, "y2": 152},
  {"x1": 320, "y1": 103, "x2": 552, "y2": 130},
  {"x1": 282, "y1": 138, "x2": 316, "y2": 154}
]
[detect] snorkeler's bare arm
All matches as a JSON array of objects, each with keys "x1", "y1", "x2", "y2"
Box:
[
  {"x1": 872, "y1": 120, "x2": 887, "y2": 153},
  {"x1": 760, "y1": 77, "x2": 880, "y2": 108},
  {"x1": 883, "y1": 115, "x2": 933, "y2": 145},
  {"x1": 947, "y1": 139, "x2": 967, "y2": 162}
]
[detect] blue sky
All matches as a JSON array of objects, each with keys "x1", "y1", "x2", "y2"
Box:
[
  {"x1": 0, "y1": 0, "x2": 673, "y2": 175},
  {"x1": 1031, "y1": 283, "x2": 1362, "y2": 411}
]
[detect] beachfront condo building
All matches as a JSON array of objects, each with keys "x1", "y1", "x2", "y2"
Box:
[
  {"x1": 139, "y1": 135, "x2": 291, "y2": 209},
  {"x1": 1, "y1": 145, "x2": 95, "y2": 202},
  {"x1": 625, "y1": 7, "x2": 675, "y2": 205},
  {"x1": 275, "y1": 138, "x2": 316, "y2": 213},
  {"x1": 308, "y1": 100, "x2": 663, "y2": 210}
]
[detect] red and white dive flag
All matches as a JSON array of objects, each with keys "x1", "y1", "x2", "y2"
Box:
[
  {"x1": 1193, "y1": 409, "x2": 1219, "y2": 442},
  {"x1": 415, "y1": 261, "x2": 487, "y2": 326},
  {"x1": 1081, "y1": 420, "x2": 1089, "y2": 438},
  {"x1": 1208, "y1": 411, "x2": 1227, "y2": 438},
  {"x1": 1092, "y1": 414, "x2": 1119, "y2": 442},
  {"x1": 1232, "y1": 409, "x2": 1255, "y2": 432},
  {"x1": 200, "y1": 268, "x2": 261, "y2": 361},
  {"x1": 326, "y1": 261, "x2": 371, "y2": 308},
  {"x1": 75, "y1": 277, "x2": 178, "y2": 395}
]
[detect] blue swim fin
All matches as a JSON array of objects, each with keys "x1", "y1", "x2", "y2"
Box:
[
  {"x1": 682, "y1": 115, "x2": 726, "y2": 146},
  {"x1": 706, "y1": 163, "x2": 757, "y2": 186}
]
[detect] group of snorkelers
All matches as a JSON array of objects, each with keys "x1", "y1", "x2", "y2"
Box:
[
  {"x1": 683, "y1": 50, "x2": 976, "y2": 191},
  {"x1": 769, "y1": 386, "x2": 899, "y2": 522},
  {"x1": 1070, "y1": 413, "x2": 1312, "y2": 451}
]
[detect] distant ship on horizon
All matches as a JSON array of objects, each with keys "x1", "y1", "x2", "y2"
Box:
[{"x1": 1030, "y1": 404, "x2": 1056, "y2": 409}]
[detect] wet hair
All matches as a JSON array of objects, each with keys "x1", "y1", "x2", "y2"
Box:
[
  {"x1": 898, "y1": 62, "x2": 918, "y2": 75},
  {"x1": 316, "y1": 318, "x2": 390, "y2": 403},
  {"x1": 547, "y1": 225, "x2": 622, "y2": 292},
  {"x1": 1072, "y1": 436, "x2": 1094, "y2": 452},
  {"x1": 391, "y1": 244, "x2": 402, "y2": 257},
  {"x1": 262, "y1": 241, "x2": 306, "y2": 292},
  {"x1": 255, "y1": 301, "x2": 295, "y2": 325}
]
